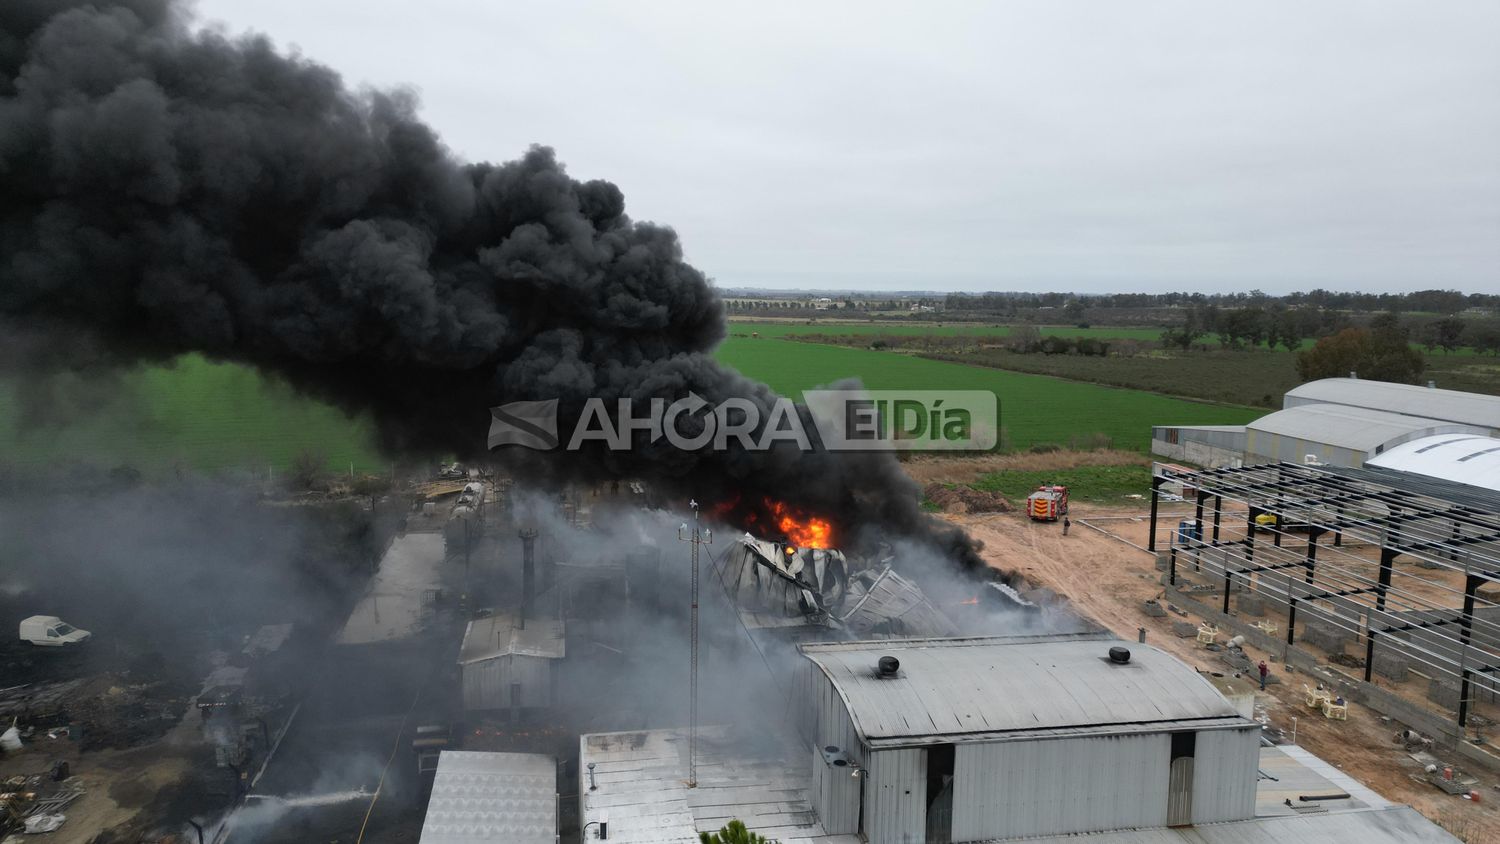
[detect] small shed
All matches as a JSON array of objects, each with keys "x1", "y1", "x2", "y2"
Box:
[
  {"x1": 418, "y1": 750, "x2": 556, "y2": 844},
  {"x1": 458, "y1": 613, "x2": 565, "y2": 712}
]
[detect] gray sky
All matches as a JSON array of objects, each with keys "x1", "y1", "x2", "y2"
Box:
[{"x1": 192, "y1": 0, "x2": 1499, "y2": 294}]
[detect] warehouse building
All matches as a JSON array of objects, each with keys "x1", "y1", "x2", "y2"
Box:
[
  {"x1": 1242, "y1": 404, "x2": 1486, "y2": 467},
  {"x1": 795, "y1": 634, "x2": 1259, "y2": 841},
  {"x1": 1283, "y1": 377, "x2": 1500, "y2": 433},
  {"x1": 1366, "y1": 434, "x2": 1500, "y2": 492},
  {"x1": 578, "y1": 632, "x2": 1456, "y2": 843},
  {"x1": 458, "y1": 612, "x2": 565, "y2": 713},
  {"x1": 1153, "y1": 378, "x2": 1500, "y2": 470}
]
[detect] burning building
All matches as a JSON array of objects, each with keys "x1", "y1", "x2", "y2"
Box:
[{"x1": 717, "y1": 535, "x2": 1016, "y2": 642}]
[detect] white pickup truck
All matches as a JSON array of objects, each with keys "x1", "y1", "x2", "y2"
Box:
[{"x1": 18, "y1": 615, "x2": 91, "y2": 647}]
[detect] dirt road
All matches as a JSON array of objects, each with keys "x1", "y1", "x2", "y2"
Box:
[{"x1": 952, "y1": 506, "x2": 1500, "y2": 843}]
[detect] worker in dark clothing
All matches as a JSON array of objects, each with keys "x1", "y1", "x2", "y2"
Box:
[
  {"x1": 1062, "y1": 516, "x2": 1071, "y2": 536},
  {"x1": 1258, "y1": 660, "x2": 1269, "y2": 691}
]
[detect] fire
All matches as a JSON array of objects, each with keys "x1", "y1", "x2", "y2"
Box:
[
  {"x1": 769, "y1": 500, "x2": 834, "y2": 549},
  {"x1": 712, "y1": 495, "x2": 836, "y2": 549}
]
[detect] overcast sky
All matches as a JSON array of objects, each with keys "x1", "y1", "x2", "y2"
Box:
[{"x1": 192, "y1": 0, "x2": 1499, "y2": 294}]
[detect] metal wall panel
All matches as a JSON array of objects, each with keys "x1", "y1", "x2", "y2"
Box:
[
  {"x1": 462, "y1": 654, "x2": 552, "y2": 710},
  {"x1": 810, "y1": 675, "x2": 862, "y2": 835},
  {"x1": 1190, "y1": 727, "x2": 1260, "y2": 824},
  {"x1": 866, "y1": 747, "x2": 926, "y2": 844},
  {"x1": 950, "y1": 734, "x2": 1171, "y2": 841}
]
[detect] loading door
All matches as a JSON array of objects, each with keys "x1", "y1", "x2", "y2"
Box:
[{"x1": 1167, "y1": 731, "x2": 1195, "y2": 827}]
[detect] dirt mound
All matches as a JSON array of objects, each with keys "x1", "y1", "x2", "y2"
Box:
[{"x1": 924, "y1": 483, "x2": 1012, "y2": 514}]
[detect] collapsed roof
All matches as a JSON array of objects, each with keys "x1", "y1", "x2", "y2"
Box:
[{"x1": 717, "y1": 536, "x2": 960, "y2": 638}]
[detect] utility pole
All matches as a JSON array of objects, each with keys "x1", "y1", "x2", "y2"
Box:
[{"x1": 678, "y1": 500, "x2": 712, "y2": 787}]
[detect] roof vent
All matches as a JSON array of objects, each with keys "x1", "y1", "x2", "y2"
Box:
[
  {"x1": 876, "y1": 656, "x2": 901, "y2": 678},
  {"x1": 1108, "y1": 646, "x2": 1131, "y2": 664}
]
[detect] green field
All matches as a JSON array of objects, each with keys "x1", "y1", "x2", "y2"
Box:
[
  {"x1": 0, "y1": 336, "x2": 1261, "y2": 473},
  {"x1": 972, "y1": 464, "x2": 1153, "y2": 503},
  {"x1": 739, "y1": 319, "x2": 1497, "y2": 356},
  {"x1": 716, "y1": 338, "x2": 1258, "y2": 450},
  {"x1": 0, "y1": 354, "x2": 385, "y2": 475},
  {"x1": 727, "y1": 320, "x2": 1164, "y2": 341}
]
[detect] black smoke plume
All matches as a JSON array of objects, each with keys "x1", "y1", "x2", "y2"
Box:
[{"x1": 0, "y1": 0, "x2": 993, "y2": 573}]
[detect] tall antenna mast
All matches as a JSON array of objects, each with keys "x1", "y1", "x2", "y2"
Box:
[{"x1": 678, "y1": 499, "x2": 711, "y2": 788}]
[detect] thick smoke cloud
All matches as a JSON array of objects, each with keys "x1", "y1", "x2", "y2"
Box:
[{"x1": 0, "y1": 0, "x2": 990, "y2": 571}]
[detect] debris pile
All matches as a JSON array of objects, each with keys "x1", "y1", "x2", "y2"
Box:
[
  {"x1": 0, "y1": 772, "x2": 85, "y2": 838},
  {"x1": 0, "y1": 675, "x2": 190, "y2": 752},
  {"x1": 923, "y1": 484, "x2": 1013, "y2": 514}
]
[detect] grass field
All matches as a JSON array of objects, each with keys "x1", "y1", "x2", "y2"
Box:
[
  {"x1": 740, "y1": 318, "x2": 1499, "y2": 356},
  {"x1": 728, "y1": 319, "x2": 1164, "y2": 341},
  {"x1": 0, "y1": 334, "x2": 1262, "y2": 473},
  {"x1": 920, "y1": 346, "x2": 1500, "y2": 407},
  {"x1": 0, "y1": 354, "x2": 385, "y2": 475},
  {"x1": 970, "y1": 464, "x2": 1153, "y2": 504},
  {"x1": 715, "y1": 338, "x2": 1259, "y2": 451}
]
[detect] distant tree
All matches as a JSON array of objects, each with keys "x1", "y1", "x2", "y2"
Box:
[
  {"x1": 1160, "y1": 322, "x2": 1203, "y2": 351},
  {"x1": 351, "y1": 474, "x2": 393, "y2": 508},
  {"x1": 1074, "y1": 337, "x2": 1110, "y2": 357},
  {"x1": 1421, "y1": 317, "x2": 1466, "y2": 353},
  {"x1": 1038, "y1": 335, "x2": 1072, "y2": 355},
  {"x1": 1216, "y1": 307, "x2": 1266, "y2": 349},
  {"x1": 1369, "y1": 310, "x2": 1409, "y2": 339},
  {"x1": 1007, "y1": 324, "x2": 1042, "y2": 352},
  {"x1": 700, "y1": 820, "x2": 777, "y2": 844},
  {"x1": 1295, "y1": 327, "x2": 1425, "y2": 384},
  {"x1": 288, "y1": 449, "x2": 327, "y2": 491},
  {"x1": 1464, "y1": 321, "x2": 1500, "y2": 356},
  {"x1": 1063, "y1": 300, "x2": 1087, "y2": 324}
]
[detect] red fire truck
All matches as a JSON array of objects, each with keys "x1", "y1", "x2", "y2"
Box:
[{"x1": 1026, "y1": 485, "x2": 1069, "y2": 522}]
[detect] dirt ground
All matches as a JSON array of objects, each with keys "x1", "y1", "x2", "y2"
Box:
[
  {"x1": 950, "y1": 504, "x2": 1500, "y2": 844},
  {"x1": 0, "y1": 738, "x2": 193, "y2": 843}
]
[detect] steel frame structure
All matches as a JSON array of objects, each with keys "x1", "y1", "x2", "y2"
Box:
[{"x1": 1148, "y1": 461, "x2": 1500, "y2": 730}]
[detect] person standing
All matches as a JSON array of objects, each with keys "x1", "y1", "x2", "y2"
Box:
[
  {"x1": 1258, "y1": 660, "x2": 1269, "y2": 691},
  {"x1": 1062, "y1": 516, "x2": 1071, "y2": 536}
]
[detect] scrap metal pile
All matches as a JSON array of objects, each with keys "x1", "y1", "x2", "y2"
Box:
[{"x1": 717, "y1": 536, "x2": 961, "y2": 638}]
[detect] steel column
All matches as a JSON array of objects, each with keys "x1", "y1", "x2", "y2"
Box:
[
  {"x1": 1458, "y1": 574, "x2": 1481, "y2": 728},
  {"x1": 1148, "y1": 474, "x2": 1164, "y2": 552},
  {"x1": 1364, "y1": 545, "x2": 1396, "y2": 683}
]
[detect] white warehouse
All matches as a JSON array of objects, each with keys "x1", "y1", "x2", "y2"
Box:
[
  {"x1": 577, "y1": 631, "x2": 1456, "y2": 844},
  {"x1": 795, "y1": 634, "x2": 1259, "y2": 841},
  {"x1": 1153, "y1": 377, "x2": 1500, "y2": 470}
]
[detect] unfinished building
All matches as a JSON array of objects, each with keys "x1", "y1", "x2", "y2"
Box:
[{"x1": 1150, "y1": 460, "x2": 1500, "y2": 749}]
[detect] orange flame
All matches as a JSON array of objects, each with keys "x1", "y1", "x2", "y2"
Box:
[{"x1": 769, "y1": 499, "x2": 834, "y2": 549}]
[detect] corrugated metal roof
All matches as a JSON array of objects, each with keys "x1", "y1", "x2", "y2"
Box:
[
  {"x1": 992, "y1": 805, "x2": 1457, "y2": 843},
  {"x1": 337, "y1": 532, "x2": 446, "y2": 645},
  {"x1": 1366, "y1": 434, "x2": 1500, "y2": 492},
  {"x1": 578, "y1": 727, "x2": 857, "y2": 844},
  {"x1": 800, "y1": 636, "x2": 1244, "y2": 745},
  {"x1": 1285, "y1": 377, "x2": 1500, "y2": 431},
  {"x1": 1247, "y1": 404, "x2": 1484, "y2": 452},
  {"x1": 458, "y1": 613, "x2": 565, "y2": 664},
  {"x1": 418, "y1": 751, "x2": 556, "y2": 844}
]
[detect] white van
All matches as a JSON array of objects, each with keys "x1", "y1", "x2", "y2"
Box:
[{"x1": 18, "y1": 615, "x2": 91, "y2": 647}]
